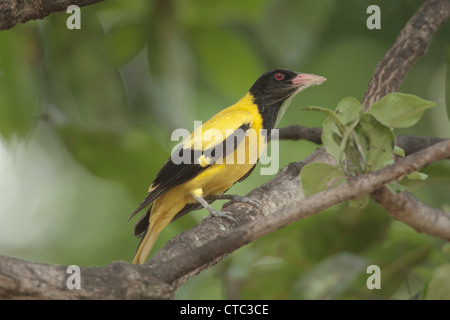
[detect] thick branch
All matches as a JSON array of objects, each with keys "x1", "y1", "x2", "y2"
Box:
[
  {"x1": 359, "y1": 0, "x2": 450, "y2": 227},
  {"x1": 0, "y1": 257, "x2": 173, "y2": 299},
  {"x1": 150, "y1": 139, "x2": 450, "y2": 286},
  {"x1": 0, "y1": 0, "x2": 105, "y2": 31},
  {"x1": 361, "y1": 0, "x2": 450, "y2": 110},
  {"x1": 371, "y1": 186, "x2": 450, "y2": 240},
  {"x1": 1, "y1": 0, "x2": 448, "y2": 301},
  {"x1": 1, "y1": 139, "x2": 448, "y2": 299}
]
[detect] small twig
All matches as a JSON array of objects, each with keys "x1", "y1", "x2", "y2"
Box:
[
  {"x1": 277, "y1": 125, "x2": 448, "y2": 158},
  {"x1": 277, "y1": 125, "x2": 323, "y2": 144},
  {"x1": 395, "y1": 135, "x2": 448, "y2": 158}
]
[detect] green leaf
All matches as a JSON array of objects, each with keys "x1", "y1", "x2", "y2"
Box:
[
  {"x1": 311, "y1": 98, "x2": 363, "y2": 165},
  {"x1": 320, "y1": 113, "x2": 348, "y2": 164},
  {"x1": 304, "y1": 106, "x2": 346, "y2": 133},
  {"x1": 349, "y1": 195, "x2": 369, "y2": 209},
  {"x1": 405, "y1": 171, "x2": 428, "y2": 181},
  {"x1": 422, "y1": 263, "x2": 450, "y2": 300},
  {"x1": 354, "y1": 113, "x2": 395, "y2": 171},
  {"x1": 321, "y1": 118, "x2": 343, "y2": 163},
  {"x1": 369, "y1": 92, "x2": 436, "y2": 128},
  {"x1": 393, "y1": 145, "x2": 405, "y2": 157},
  {"x1": 300, "y1": 162, "x2": 345, "y2": 197},
  {"x1": 334, "y1": 97, "x2": 363, "y2": 124},
  {"x1": 338, "y1": 117, "x2": 362, "y2": 171},
  {"x1": 386, "y1": 182, "x2": 407, "y2": 194}
]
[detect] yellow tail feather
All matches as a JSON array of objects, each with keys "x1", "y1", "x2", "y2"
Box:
[{"x1": 132, "y1": 225, "x2": 160, "y2": 264}]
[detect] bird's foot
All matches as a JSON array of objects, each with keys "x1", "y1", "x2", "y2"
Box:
[
  {"x1": 221, "y1": 195, "x2": 261, "y2": 212},
  {"x1": 208, "y1": 208, "x2": 238, "y2": 224}
]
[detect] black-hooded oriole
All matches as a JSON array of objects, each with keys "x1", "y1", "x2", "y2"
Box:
[{"x1": 129, "y1": 69, "x2": 326, "y2": 264}]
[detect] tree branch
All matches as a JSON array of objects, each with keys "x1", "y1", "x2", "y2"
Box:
[
  {"x1": 277, "y1": 125, "x2": 449, "y2": 158},
  {"x1": 0, "y1": 0, "x2": 105, "y2": 31},
  {"x1": 1, "y1": 0, "x2": 449, "y2": 300},
  {"x1": 147, "y1": 0, "x2": 450, "y2": 293},
  {"x1": 277, "y1": 125, "x2": 323, "y2": 144},
  {"x1": 371, "y1": 186, "x2": 450, "y2": 241},
  {"x1": 278, "y1": 0, "x2": 450, "y2": 246},
  {"x1": 361, "y1": 0, "x2": 450, "y2": 110},
  {"x1": 0, "y1": 256, "x2": 174, "y2": 299},
  {"x1": 150, "y1": 139, "x2": 450, "y2": 288},
  {"x1": 359, "y1": 0, "x2": 450, "y2": 231},
  {"x1": 1, "y1": 139, "x2": 448, "y2": 299}
]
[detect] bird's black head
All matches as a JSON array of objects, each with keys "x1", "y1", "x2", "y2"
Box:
[{"x1": 249, "y1": 69, "x2": 326, "y2": 129}]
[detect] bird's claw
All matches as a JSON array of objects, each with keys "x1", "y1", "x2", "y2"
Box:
[
  {"x1": 209, "y1": 209, "x2": 238, "y2": 224},
  {"x1": 223, "y1": 195, "x2": 261, "y2": 212}
]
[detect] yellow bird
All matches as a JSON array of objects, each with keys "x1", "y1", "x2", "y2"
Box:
[{"x1": 129, "y1": 69, "x2": 326, "y2": 264}]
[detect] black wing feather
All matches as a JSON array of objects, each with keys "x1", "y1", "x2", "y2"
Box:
[{"x1": 128, "y1": 123, "x2": 251, "y2": 221}]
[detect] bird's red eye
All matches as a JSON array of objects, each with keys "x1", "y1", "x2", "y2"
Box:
[{"x1": 274, "y1": 72, "x2": 285, "y2": 81}]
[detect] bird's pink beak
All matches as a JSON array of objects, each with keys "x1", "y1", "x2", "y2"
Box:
[{"x1": 292, "y1": 73, "x2": 326, "y2": 87}]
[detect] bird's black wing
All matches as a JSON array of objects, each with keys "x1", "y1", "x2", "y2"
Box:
[{"x1": 128, "y1": 122, "x2": 251, "y2": 221}]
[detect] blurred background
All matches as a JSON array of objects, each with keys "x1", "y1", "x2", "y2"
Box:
[{"x1": 0, "y1": 0, "x2": 449, "y2": 299}]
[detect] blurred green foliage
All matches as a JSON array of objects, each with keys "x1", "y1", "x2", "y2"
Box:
[{"x1": 0, "y1": 0, "x2": 449, "y2": 299}]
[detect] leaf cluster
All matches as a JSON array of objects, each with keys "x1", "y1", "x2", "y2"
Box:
[{"x1": 301, "y1": 93, "x2": 435, "y2": 208}]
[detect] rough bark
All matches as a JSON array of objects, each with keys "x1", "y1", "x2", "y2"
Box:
[
  {"x1": 361, "y1": 0, "x2": 450, "y2": 110},
  {"x1": 0, "y1": 0, "x2": 105, "y2": 30},
  {"x1": 0, "y1": 0, "x2": 449, "y2": 300}
]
